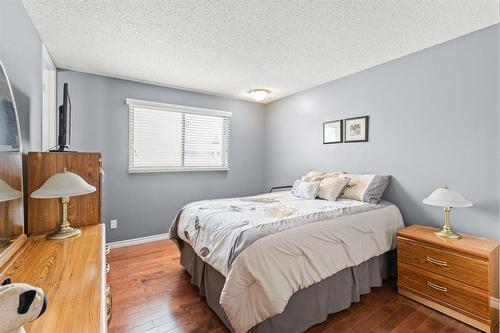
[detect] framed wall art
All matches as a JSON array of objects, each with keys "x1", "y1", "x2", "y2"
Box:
[
  {"x1": 323, "y1": 120, "x2": 343, "y2": 144},
  {"x1": 344, "y1": 116, "x2": 368, "y2": 143}
]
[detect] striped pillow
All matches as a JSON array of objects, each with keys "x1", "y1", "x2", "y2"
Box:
[{"x1": 340, "y1": 174, "x2": 390, "y2": 204}]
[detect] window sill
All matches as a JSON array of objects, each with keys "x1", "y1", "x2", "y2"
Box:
[{"x1": 128, "y1": 167, "x2": 230, "y2": 173}]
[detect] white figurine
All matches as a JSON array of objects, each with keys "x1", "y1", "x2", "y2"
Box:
[{"x1": 0, "y1": 278, "x2": 47, "y2": 333}]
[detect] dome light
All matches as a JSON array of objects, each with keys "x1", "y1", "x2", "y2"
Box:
[{"x1": 249, "y1": 89, "x2": 270, "y2": 102}]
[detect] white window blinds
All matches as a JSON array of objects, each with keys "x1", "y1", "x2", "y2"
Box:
[{"x1": 127, "y1": 99, "x2": 231, "y2": 173}]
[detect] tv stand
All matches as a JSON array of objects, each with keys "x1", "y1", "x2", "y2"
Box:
[{"x1": 49, "y1": 145, "x2": 77, "y2": 152}]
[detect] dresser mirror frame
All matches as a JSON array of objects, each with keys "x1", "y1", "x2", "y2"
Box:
[{"x1": 0, "y1": 59, "x2": 26, "y2": 269}]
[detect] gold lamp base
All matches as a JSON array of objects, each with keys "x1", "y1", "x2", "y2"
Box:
[
  {"x1": 46, "y1": 226, "x2": 81, "y2": 240},
  {"x1": 434, "y1": 207, "x2": 461, "y2": 239},
  {"x1": 46, "y1": 196, "x2": 81, "y2": 240},
  {"x1": 434, "y1": 228, "x2": 461, "y2": 239}
]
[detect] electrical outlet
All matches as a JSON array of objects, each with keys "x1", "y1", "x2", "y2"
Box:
[{"x1": 110, "y1": 219, "x2": 118, "y2": 229}]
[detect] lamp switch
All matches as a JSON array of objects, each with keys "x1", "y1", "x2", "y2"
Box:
[{"x1": 110, "y1": 220, "x2": 118, "y2": 229}]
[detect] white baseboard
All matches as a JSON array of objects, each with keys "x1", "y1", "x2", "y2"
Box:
[{"x1": 107, "y1": 233, "x2": 170, "y2": 249}]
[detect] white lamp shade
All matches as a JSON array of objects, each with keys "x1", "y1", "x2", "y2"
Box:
[
  {"x1": 423, "y1": 187, "x2": 472, "y2": 208},
  {"x1": 31, "y1": 171, "x2": 96, "y2": 199},
  {"x1": 0, "y1": 179, "x2": 21, "y2": 202}
]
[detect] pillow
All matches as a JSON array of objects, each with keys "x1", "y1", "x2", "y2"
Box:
[
  {"x1": 317, "y1": 176, "x2": 350, "y2": 201},
  {"x1": 293, "y1": 181, "x2": 321, "y2": 200},
  {"x1": 340, "y1": 174, "x2": 390, "y2": 204},
  {"x1": 301, "y1": 170, "x2": 343, "y2": 182},
  {"x1": 322, "y1": 171, "x2": 343, "y2": 179},
  {"x1": 300, "y1": 170, "x2": 324, "y2": 182},
  {"x1": 291, "y1": 179, "x2": 301, "y2": 195}
]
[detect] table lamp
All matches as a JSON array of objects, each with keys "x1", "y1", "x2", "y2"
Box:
[
  {"x1": 0, "y1": 179, "x2": 22, "y2": 246},
  {"x1": 31, "y1": 169, "x2": 96, "y2": 240},
  {"x1": 0, "y1": 179, "x2": 21, "y2": 203},
  {"x1": 423, "y1": 185, "x2": 472, "y2": 239}
]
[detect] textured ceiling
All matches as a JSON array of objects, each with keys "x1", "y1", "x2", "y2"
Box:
[{"x1": 23, "y1": 1, "x2": 499, "y2": 103}]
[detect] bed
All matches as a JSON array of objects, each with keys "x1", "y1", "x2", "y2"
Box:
[{"x1": 169, "y1": 190, "x2": 404, "y2": 333}]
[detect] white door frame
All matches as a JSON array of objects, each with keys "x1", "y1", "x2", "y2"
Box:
[{"x1": 42, "y1": 44, "x2": 57, "y2": 151}]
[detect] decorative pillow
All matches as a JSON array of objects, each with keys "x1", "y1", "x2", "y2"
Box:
[
  {"x1": 317, "y1": 176, "x2": 350, "y2": 201},
  {"x1": 300, "y1": 170, "x2": 324, "y2": 182},
  {"x1": 321, "y1": 171, "x2": 343, "y2": 179},
  {"x1": 291, "y1": 179, "x2": 301, "y2": 195},
  {"x1": 293, "y1": 181, "x2": 321, "y2": 200},
  {"x1": 340, "y1": 174, "x2": 390, "y2": 204}
]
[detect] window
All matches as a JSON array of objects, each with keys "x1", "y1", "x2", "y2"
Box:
[{"x1": 127, "y1": 99, "x2": 231, "y2": 173}]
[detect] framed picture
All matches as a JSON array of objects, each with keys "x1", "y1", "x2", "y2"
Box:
[
  {"x1": 344, "y1": 116, "x2": 369, "y2": 143},
  {"x1": 323, "y1": 120, "x2": 343, "y2": 144}
]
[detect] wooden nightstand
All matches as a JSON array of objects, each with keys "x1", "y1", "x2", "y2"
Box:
[{"x1": 397, "y1": 225, "x2": 499, "y2": 333}]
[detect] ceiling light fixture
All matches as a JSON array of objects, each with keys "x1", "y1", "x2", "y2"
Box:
[{"x1": 249, "y1": 89, "x2": 270, "y2": 102}]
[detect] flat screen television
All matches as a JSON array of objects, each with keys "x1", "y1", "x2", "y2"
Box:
[{"x1": 52, "y1": 83, "x2": 71, "y2": 151}]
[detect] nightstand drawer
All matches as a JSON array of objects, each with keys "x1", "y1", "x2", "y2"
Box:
[
  {"x1": 398, "y1": 238, "x2": 489, "y2": 290},
  {"x1": 398, "y1": 262, "x2": 490, "y2": 321}
]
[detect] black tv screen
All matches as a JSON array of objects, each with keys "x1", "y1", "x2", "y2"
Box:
[{"x1": 56, "y1": 83, "x2": 71, "y2": 150}]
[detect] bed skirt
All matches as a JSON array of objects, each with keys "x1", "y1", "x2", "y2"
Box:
[{"x1": 179, "y1": 242, "x2": 394, "y2": 333}]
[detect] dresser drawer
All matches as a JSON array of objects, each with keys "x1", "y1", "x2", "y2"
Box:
[
  {"x1": 398, "y1": 238, "x2": 489, "y2": 290},
  {"x1": 398, "y1": 262, "x2": 490, "y2": 321}
]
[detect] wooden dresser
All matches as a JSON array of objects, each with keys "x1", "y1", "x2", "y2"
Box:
[
  {"x1": 27, "y1": 152, "x2": 102, "y2": 235},
  {"x1": 397, "y1": 225, "x2": 499, "y2": 333},
  {"x1": 0, "y1": 224, "x2": 110, "y2": 332}
]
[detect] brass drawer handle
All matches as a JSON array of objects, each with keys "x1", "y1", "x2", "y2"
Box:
[
  {"x1": 106, "y1": 294, "x2": 112, "y2": 307},
  {"x1": 106, "y1": 304, "x2": 112, "y2": 326},
  {"x1": 106, "y1": 286, "x2": 112, "y2": 326},
  {"x1": 105, "y1": 244, "x2": 110, "y2": 255},
  {"x1": 106, "y1": 263, "x2": 110, "y2": 274},
  {"x1": 427, "y1": 281, "x2": 447, "y2": 292},
  {"x1": 426, "y1": 256, "x2": 447, "y2": 267}
]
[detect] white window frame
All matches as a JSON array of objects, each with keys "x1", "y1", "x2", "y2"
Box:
[
  {"x1": 127, "y1": 98, "x2": 232, "y2": 173},
  {"x1": 42, "y1": 44, "x2": 57, "y2": 151}
]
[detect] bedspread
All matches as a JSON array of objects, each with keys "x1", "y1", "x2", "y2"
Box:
[{"x1": 169, "y1": 192, "x2": 404, "y2": 332}]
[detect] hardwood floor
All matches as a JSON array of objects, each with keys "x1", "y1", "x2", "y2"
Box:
[{"x1": 107, "y1": 240, "x2": 484, "y2": 333}]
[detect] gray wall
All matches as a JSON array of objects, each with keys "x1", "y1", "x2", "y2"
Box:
[
  {"x1": 57, "y1": 70, "x2": 266, "y2": 242},
  {"x1": 265, "y1": 25, "x2": 499, "y2": 240},
  {"x1": 0, "y1": 0, "x2": 42, "y2": 152},
  {"x1": 2, "y1": 1, "x2": 498, "y2": 243}
]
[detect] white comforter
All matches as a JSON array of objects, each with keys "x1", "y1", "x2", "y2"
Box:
[{"x1": 173, "y1": 192, "x2": 404, "y2": 332}]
